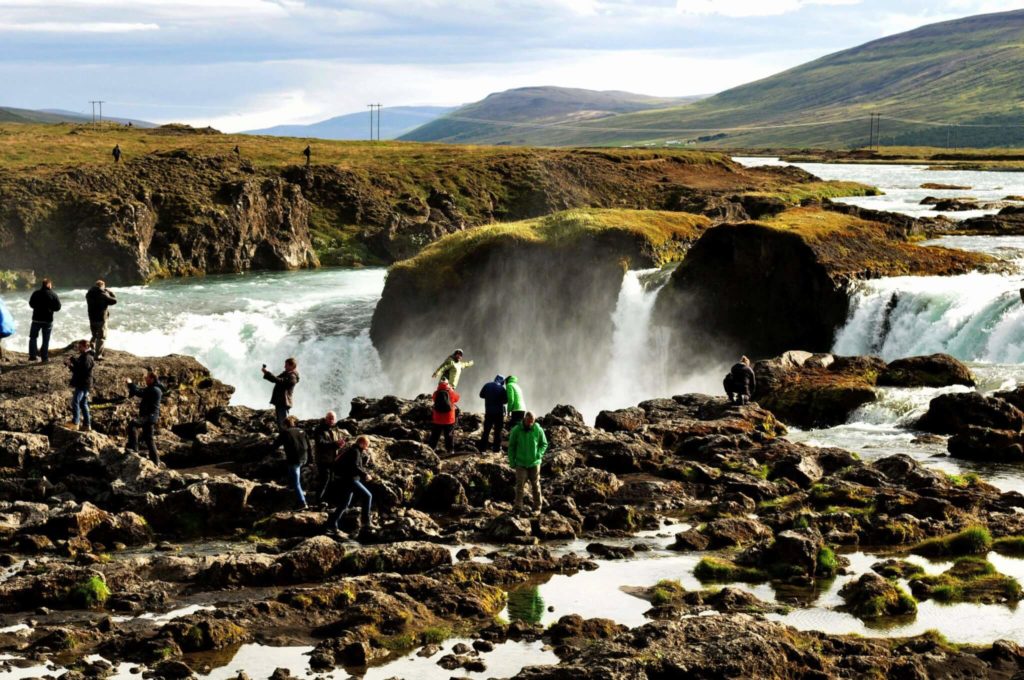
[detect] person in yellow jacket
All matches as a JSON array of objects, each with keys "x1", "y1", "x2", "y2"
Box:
[
  {"x1": 508, "y1": 411, "x2": 548, "y2": 516},
  {"x1": 432, "y1": 348, "x2": 474, "y2": 388}
]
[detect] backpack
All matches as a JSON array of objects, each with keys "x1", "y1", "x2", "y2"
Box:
[
  {"x1": 730, "y1": 363, "x2": 748, "y2": 383},
  {"x1": 434, "y1": 388, "x2": 452, "y2": 413},
  {"x1": 0, "y1": 299, "x2": 14, "y2": 339}
]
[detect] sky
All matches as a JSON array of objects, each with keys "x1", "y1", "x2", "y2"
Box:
[{"x1": 1, "y1": 0, "x2": 1023, "y2": 131}]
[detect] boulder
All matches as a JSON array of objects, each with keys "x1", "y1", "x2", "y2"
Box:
[
  {"x1": 838, "y1": 572, "x2": 917, "y2": 620},
  {"x1": 0, "y1": 432, "x2": 49, "y2": 469},
  {"x1": 917, "y1": 392, "x2": 1024, "y2": 435},
  {"x1": 948, "y1": 426, "x2": 1024, "y2": 463},
  {"x1": 702, "y1": 517, "x2": 774, "y2": 549},
  {"x1": 754, "y1": 354, "x2": 883, "y2": 428},
  {"x1": 877, "y1": 354, "x2": 975, "y2": 388},
  {"x1": 594, "y1": 408, "x2": 647, "y2": 433}
]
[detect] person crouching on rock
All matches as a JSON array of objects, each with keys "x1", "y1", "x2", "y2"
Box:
[
  {"x1": 724, "y1": 356, "x2": 757, "y2": 405},
  {"x1": 429, "y1": 377, "x2": 459, "y2": 454},
  {"x1": 126, "y1": 371, "x2": 166, "y2": 464},
  {"x1": 327, "y1": 435, "x2": 375, "y2": 537},
  {"x1": 262, "y1": 357, "x2": 300, "y2": 429},
  {"x1": 314, "y1": 410, "x2": 345, "y2": 501},
  {"x1": 66, "y1": 340, "x2": 95, "y2": 432},
  {"x1": 508, "y1": 411, "x2": 548, "y2": 517},
  {"x1": 275, "y1": 415, "x2": 313, "y2": 510},
  {"x1": 478, "y1": 374, "x2": 507, "y2": 453}
]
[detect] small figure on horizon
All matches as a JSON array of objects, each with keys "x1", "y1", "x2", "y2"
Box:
[
  {"x1": 233, "y1": 145, "x2": 241, "y2": 158},
  {"x1": 262, "y1": 357, "x2": 300, "y2": 429},
  {"x1": 724, "y1": 356, "x2": 757, "y2": 405},
  {"x1": 66, "y1": 339, "x2": 95, "y2": 432},
  {"x1": 478, "y1": 374, "x2": 507, "y2": 453},
  {"x1": 28, "y1": 278, "x2": 61, "y2": 363},
  {"x1": 303, "y1": 145, "x2": 311, "y2": 166},
  {"x1": 429, "y1": 377, "x2": 459, "y2": 454},
  {"x1": 326, "y1": 434, "x2": 375, "y2": 537},
  {"x1": 432, "y1": 348, "x2": 473, "y2": 389},
  {"x1": 112, "y1": 144, "x2": 122, "y2": 163},
  {"x1": 86, "y1": 280, "x2": 117, "y2": 361},
  {"x1": 313, "y1": 410, "x2": 345, "y2": 500},
  {"x1": 508, "y1": 411, "x2": 547, "y2": 517},
  {"x1": 274, "y1": 415, "x2": 313, "y2": 510},
  {"x1": 126, "y1": 371, "x2": 165, "y2": 464},
  {"x1": 505, "y1": 374, "x2": 525, "y2": 432}
]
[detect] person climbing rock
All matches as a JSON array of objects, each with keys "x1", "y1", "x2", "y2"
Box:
[
  {"x1": 429, "y1": 377, "x2": 460, "y2": 454},
  {"x1": 126, "y1": 371, "x2": 166, "y2": 464},
  {"x1": 432, "y1": 349, "x2": 473, "y2": 389},
  {"x1": 85, "y1": 280, "x2": 117, "y2": 361},
  {"x1": 478, "y1": 374, "x2": 507, "y2": 452},
  {"x1": 508, "y1": 411, "x2": 548, "y2": 516},
  {"x1": 28, "y1": 278, "x2": 61, "y2": 363},
  {"x1": 303, "y1": 145, "x2": 311, "y2": 166},
  {"x1": 313, "y1": 410, "x2": 345, "y2": 501},
  {"x1": 66, "y1": 340, "x2": 95, "y2": 432},
  {"x1": 112, "y1": 144, "x2": 122, "y2": 163},
  {"x1": 326, "y1": 434, "x2": 374, "y2": 536},
  {"x1": 274, "y1": 415, "x2": 313, "y2": 510},
  {"x1": 262, "y1": 357, "x2": 300, "y2": 429},
  {"x1": 505, "y1": 374, "x2": 525, "y2": 431},
  {"x1": 724, "y1": 356, "x2": 757, "y2": 405}
]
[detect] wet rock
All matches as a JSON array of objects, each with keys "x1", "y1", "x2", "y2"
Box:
[
  {"x1": 535, "y1": 511, "x2": 579, "y2": 540},
  {"x1": 585, "y1": 543, "x2": 634, "y2": 560},
  {"x1": 276, "y1": 535, "x2": 347, "y2": 581},
  {"x1": 917, "y1": 392, "x2": 1024, "y2": 435},
  {"x1": 878, "y1": 354, "x2": 975, "y2": 388},
  {"x1": 755, "y1": 354, "x2": 883, "y2": 428},
  {"x1": 702, "y1": 517, "x2": 773, "y2": 549},
  {"x1": 268, "y1": 669, "x2": 297, "y2": 680},
  {"x1": 768, "y1": 451, "x2": 823, "y2": 487},
  {"x1": 334, "y1": 541, "x2": 452, "y2": 575},
  {"x1": 839, "y1": 572, "x2": 917, "y2": 619},
  {"x1": 416, "y1": 473, "x2": 469, "y2": 512},
  {"x1": 766, "y1": 529, "x2": 823, "y2": 579},
  {"x1": 486, "y1": 515, "x2": 533, "y2": 542},
  {"x1": 472, "y1": 639, "x2": 494, "y2": 652},
  {"x1": 594, "y1": 408, "x2": 646, "y2": 433},
  {"x1": 147, "y1": 660, "x2": 194, "y2": 679},
  {"x1": 0, "y1": 432, "x2": 49, "y2": 470},
  {"x1": 546, "y1": 468, "x2": 622, "y2": 505},
  {"x1": 253, "y1": 510, "x2": 329, "y2": 538},
  {"x1": 162, "y1": 616, "x2": 249, "y2": 652},
  {"x1": 949, "y1": 426, "x2": 1024, "y2": 463},
  {"x1": 546, "y1": 615, "x2": 626, "y2": 644},
  {"x1": 670, "y1": 529, "x2": 709, "y2": 552}
]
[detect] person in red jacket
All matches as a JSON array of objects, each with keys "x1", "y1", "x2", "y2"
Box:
[{"x1": 428, "y1": 377, "x2": 459, "y2": 454}]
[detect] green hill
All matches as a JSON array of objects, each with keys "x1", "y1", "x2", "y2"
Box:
[{"x1": 404, "y1": 10, "x2": 1024, "y2": 149}]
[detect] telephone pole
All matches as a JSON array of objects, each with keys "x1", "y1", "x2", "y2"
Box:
[
  {"x1": 376, "y1": 103, "x2": 381, "y2": 141},
  {"x1": 367, "y1": 104, "x2": 382, "y2": 140},
  {"x1": 90, "y1": 100, "x2": 105, "y2": 123},
  {"x1": 866, "y1": 113, "x2": 882, "y2": 151}
]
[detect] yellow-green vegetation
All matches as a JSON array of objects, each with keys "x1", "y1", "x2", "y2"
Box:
[
  {"x1": 693, "y1": 557, "x2": 768, "y2": 583},
  {"x1": 650, "y1": 579, "x2": 686, "y2": 606},
  {"x1": 840, "y1": 575, "x2": 917, "y2": 620},
  {"x1": 993, "y1": 536, "x2": 1024, "y2": 556},
  {"x1": 748, "y1": 181, "x2": 881, "y2": 204},
  {"x1": 910, "y1": 557, "x2": 1023, "y2": 604},
  {"x1": 68, "y1": 575, "x2": 111, "y2": 609},
  {"x1": 816, "y1": 546, "x2": 839, "y2": 578},
  {"x1": 944, "y1": 472, "x2": 982, "y2": 488},
  {"x1": 392, "y1": 208, "x2": 711, "y2": 292},
  {"x1": 912, "y1": 526, "x2": 993, "y2": 558}
]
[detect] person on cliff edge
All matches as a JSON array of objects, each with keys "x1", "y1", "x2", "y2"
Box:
[
  {"x1": 508, "y1": 411, "x2": 548, "y2": 516},
  {"x1": 86, "y1": 280, "x2": 117, "y2": 361},
  {"x1": 28, "y1": 278, "x2": 61, "y2": 363},
  {"x1": 429, "y1": 377, "x2": 460, "y2": 454},
  {"x1": 274, "y1": 415, "x2": 313, "y2": 510},
  {"x1": 262, "y1": 357, "x2": 300, "y2": 429},
  {"x1": 478, "y1": 374, "x2": 507, "y2": 453},
  {"x1": 66, "y1": 339, "x2": 95, "y2": 432},
  {"x1": 126, "y1": 371, "x2": 166, "y2": 464},
  {"x1": 432, "y1": 348, "x2": 473, "y2": 389},
  {"x1": 724, "y1": 356, "x2": 757, "y2": 405}
]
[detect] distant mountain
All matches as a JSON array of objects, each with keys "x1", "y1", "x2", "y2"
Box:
[
  {"x1": 244, "y1": 106, "x2": 456, "y2": 140},
  {"x1": 0, "y1": 106, "x2": 153, "y2": 127},
  {"x1": 399, "y1": 87, "x2": 705, "y2": 144}
]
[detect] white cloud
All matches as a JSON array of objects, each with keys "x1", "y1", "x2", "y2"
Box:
[
  {"x1": 676, "y1": 0, "x2": 861, "y2": 17},
  {"x1": 0, "y1": 21, "x2": 158, "y2": 32}
]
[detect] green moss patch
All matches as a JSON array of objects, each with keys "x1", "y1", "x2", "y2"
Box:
[
  {"x1": 912, "y1": 526, "x2": 992, "y2": 557},
  {"x1": 909, "y1": 557, "x2": 1022, "y2": 604},
  {"x1": 68, "y1": 575, "x2": 111, "y2": 609},
  {"x1": 693, "y1": 557, "x2": 768, "y2": 583}
]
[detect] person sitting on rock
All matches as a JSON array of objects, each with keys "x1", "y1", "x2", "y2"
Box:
[
  {"x1": 85, "y1": 280, "x2": 117, "y2": 361},
  {"x1": 313, "y1": 410, "x2": 346, "y2": 501},
  {"x1": 66, "y1": 340, "x2": 95, "y2": 432},
  {"x1": 326, "y1": 435, "x2": 374, "y2": 536},
  {"x1": 505, "y1": 375, "x2": 526, "y2": 431},
  {"x1": 724, "y1": 356, "x2": 757, "y2": 405},
  {"x1": 275, "y1": 415, "x2": 313, "y2": 510},
  {"x1": 432, "y1": 348, "x2": 473, "y2": 389},
  {"x1": 429, "y1": 377, "x2": 460, "y2": 454},
  {"x1": 28, "y1": 278, "x2": 61, "y2": 363},
  {"x1": 126, "y1": 371, "x2": 166, "y2": 464},
  {"x1": 262, "y1": 357, "x2": 300, "y2": 429},
  {"x1": 508, "y1": 411, "x2": 548, "y2": 516},
  {"x1": 478, "y1": 374, "x2": 507, "y2": 453}
]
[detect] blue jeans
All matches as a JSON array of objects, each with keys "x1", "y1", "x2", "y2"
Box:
[
  {"x1": 71, "y1": 388, "x2": 90, "y2": 426},
  {"x1": 329, "y1": 479, "x2": 372, "y2": 528},
  {"x1": 288, "y1": 464, "x2": 307, "y2": 507},
  {"x1": 29, "y1": 322, "x2": 52, "y2": 361}
]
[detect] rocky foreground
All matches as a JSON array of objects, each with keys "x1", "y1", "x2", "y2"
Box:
[{"x1": 3, "y1": 348, "x2": 1024, "y2": 678}]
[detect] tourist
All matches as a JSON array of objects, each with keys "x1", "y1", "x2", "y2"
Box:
[
  {"x1": 724, "y1": 356, "x2": 757, "y2": 405},
  {"x1": 432, "y1": 348, "x2": 474, "y2": 388},
  {"x1": 262, "y1": 357, "x2": 300, "y2": 429},
  {"x1": 303, "y1": 145, "x2": 311, "y2": 166},
  {"x1": 28, "y1": 278, "x2": 61, "y2": 363},
  {"x1": 0, "y1": 297, "x2": 14, "y2": 369},
  {"x1": 274, "y1": 415, "x2": 312, "y2": 510},
  {"x1": 112, "y1": 144, "x2": 122, "y2": 163},
  {"x1": 478, "y1": 374, "x2": 507, "y2": 452},
  {"x1": 66, "y1": 340, "x2": 95, "y2": 432},
  {"x1": 508, "y1": 411, "x2": 548, "y2": 516},
  {"x1": 85, "y1": 280, "x2": 117, "y2": 361},
  {"x1": 428, "y1": 377, "x2": 459, "y2": 454},
  {"x1": 326, "y1": 435, "x2": 374, "y2": 536},
  {"x1": 313, "y1": 410, "x2": 345, "y2": 500},
  {"x1": 505, "y1": 374, "x2": 525, "y2": 431},
  {"x1": 126, "y1": 371, "x2": 165, "y2": 464}
]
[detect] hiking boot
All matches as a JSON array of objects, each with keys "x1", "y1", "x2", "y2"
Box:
[
  {"x1": 65, "y1": 423, "x2": 78, "y2": 431},
  {"x1": 80, "y1": 424, "x2": 92, "y2": 433}
]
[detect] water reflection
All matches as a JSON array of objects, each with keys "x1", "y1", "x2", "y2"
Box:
[{"x1": 506, "y1": 585, "x2": 547, "y2": 625}]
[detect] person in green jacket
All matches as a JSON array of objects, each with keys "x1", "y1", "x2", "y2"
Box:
[
  {"x1": 508, "y1": 411, "x2": 547, "y2": 515},
  {"x1": 505, "y1": 375, "x2": 525, "y2": 431},
  {"x1": 432, "y1": 348, "x2": 474, "y2": 388}
]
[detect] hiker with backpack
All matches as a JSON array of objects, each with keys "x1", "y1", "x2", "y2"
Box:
[
  {"x1": 274, "y1": 415, "x2": 313, "y2": 510},
  {"x1": 326, "y1": 435, "x2": 375, "y2": 537},
  {"x1": 724, "y1": 356, "x2": 757, "y2": 405},
  {"x1": 429, "y1": 377, "x2": 460, "y2": 454}
]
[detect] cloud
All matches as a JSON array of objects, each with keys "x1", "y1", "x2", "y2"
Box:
[
  {"x1": 0, "y1": 21, "x2": 159, "y2": 32},
  {"x1": 676, "y1": 0, "x2": 861, "y2": 17}
]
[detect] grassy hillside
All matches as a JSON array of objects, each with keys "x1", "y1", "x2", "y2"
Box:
[{"x1": 245, "y1": 106, "x2": 455, "y2": 140}]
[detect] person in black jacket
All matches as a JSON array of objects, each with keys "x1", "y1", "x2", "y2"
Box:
[
  {"x1": 326, "y1": 435, "x2": 374, "y2": 535},
  {"x1": 313, "y1": 411, "x2": 345, "y2": 501},
  {"x1": 724, "y1": 356, "x2": 757, "y2": 405},
  {"x1": 65, "y1": 340, "x2": 95, "y2": 431},
  {"x1": 478, "y1": 374, "x2": 507, "y2": 452},
  {"x1": 262, "y1": 357, "x2": 300, "y2": 429},
  {"x1": 85, "y1": 281, "x2": 117, "y2": 361},
  {"x1": 126, "y1": 372, "x2": 166, "y2": 463},
  {"x1": 275, "y1": 415, "x2": 313, "y2": 509},
  {"x1": 28, "y1": 278, "x2": 61, "y2": 363}
]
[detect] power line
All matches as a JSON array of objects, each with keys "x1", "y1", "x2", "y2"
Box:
[{"x1": 89, "y1": 100, "x2": 105, "y2": 123}]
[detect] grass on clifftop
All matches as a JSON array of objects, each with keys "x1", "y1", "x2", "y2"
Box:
[{"x1": 390, "y1": 208, "x2": 710, "y2": 291}]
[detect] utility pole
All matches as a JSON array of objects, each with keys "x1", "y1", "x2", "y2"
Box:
[
  {"x1": 89, "y1": 100, "x2": 104, "y2": 123},
  {"x1": 376, "y1": 103, "x2": 381, "y2": 141},
  {"x1": 367, "y1": 104, "x2": 382, "y2": 140},
  {"x1": 874, "y1": 114, "x2": 881, "y2": 150}
]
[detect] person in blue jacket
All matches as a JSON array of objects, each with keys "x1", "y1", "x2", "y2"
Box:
[
  {"x1": 0, "y1": 297, "x2": 14, "y2": 370},
  {"x1": 478, "y1": 375, "x2": 507, "y2": 453}
]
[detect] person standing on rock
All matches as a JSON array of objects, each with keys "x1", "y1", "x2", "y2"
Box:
[
  {"x1": 313, "y1": 410, "x2": 345, "y2": 500},
  {"x1": 262, "y1": 358, "x2": 300, "y2": 429},
  {"x1": 326, "y1": 434, "x2": 374, "y2": 536},
  {"x1": 303, "y1": 145, "x2": 311, "y2": 166},
  {"x1": 429, "y1": 377, "x2": 460, "y2": 454},
  {"x1": 505, "y1": 375, "x2": 526, "y2": 431},
  {"x1": 478, "y1": 374, "x2": 507, "y2": 453},
  {"x1": 28, "y1": 278, "x2": 61, "y2": 363},
  {"x1": 126, "y1": 371, "x2": 166, "y2": 464},
  {"x1": 112, "y1": 144, "x2": 122, "y2": 163},
  {"x1": 724, "y1": 356, "x2": 757, "y2": 405},
  {"x1": 275, "y1": 415, "x2": 313, "y2": 510},
  {"x1": 508, "y1": 411, "x2": 548, "y2": 516},
  {"x1": 432, "y1": 349, "x2": 473, "y2": 389},
  {"x1": 85, "y1": 280, "x2": 117, "y2": 361},
  {"x1": 66, "y1": 340, "x2": 95, "y2": 432}
]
